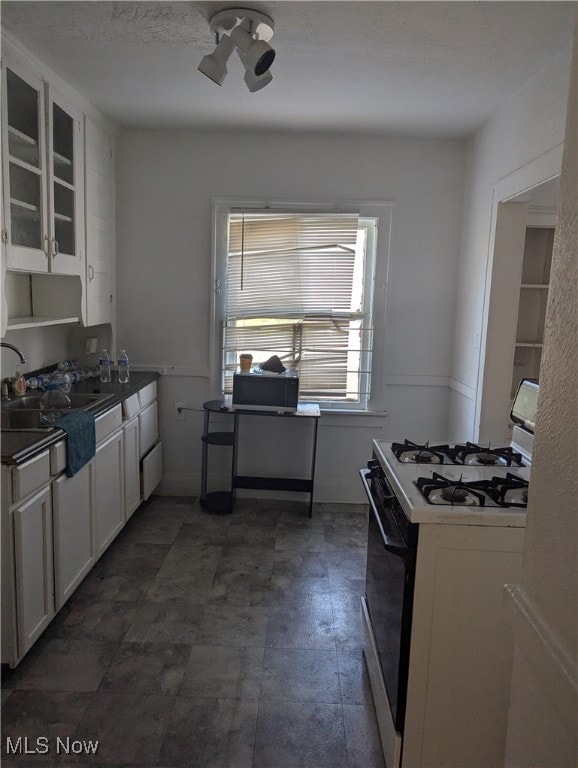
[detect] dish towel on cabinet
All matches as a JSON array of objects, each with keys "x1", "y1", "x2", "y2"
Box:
[{"x1": 55, "y1": 411, "x2": 96, "y2": 477}]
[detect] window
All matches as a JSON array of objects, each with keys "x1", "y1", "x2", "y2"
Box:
[{"x1": 212, "y1": 201, "x2": 392, "y2": 411}]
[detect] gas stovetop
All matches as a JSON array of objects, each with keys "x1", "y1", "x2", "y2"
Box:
[
  {"x1": 372, "y1": 439, "x2": 531, "y2": 527},
  {"x1": 391, "y1": 439, "x2": 526, "y2": 467}
]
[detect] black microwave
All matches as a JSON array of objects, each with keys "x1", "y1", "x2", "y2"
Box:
[{"x1": 232, "y1": 372, "x2": 299, "y2": 413}]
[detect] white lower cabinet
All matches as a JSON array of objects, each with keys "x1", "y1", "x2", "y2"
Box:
[
  {"x1": 2, "y1": 378, "x2": 161, "y2": 666},
  {"x1": 52, "y1": 462, "x2": 93, "y2": 610},
  {"x1": 93, "y1": 429, "x2": 124, "y2": 558},
  {"x1": 12, "y1": 485, "x2": 54, "y2": 657},
  {"x1": 123, "y1": 415, "x2": 140, "y2": 520}
]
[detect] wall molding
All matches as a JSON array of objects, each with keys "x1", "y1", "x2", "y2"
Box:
[
  {"x1": 503, "y1": 584, "x2": 578, "y2": 733},
  {"x1": 448, "y1": 377, "x2": 477, "y2": 399},
  {"x1": 383, "y1": 374, "x2": 450, "y2": 388}
]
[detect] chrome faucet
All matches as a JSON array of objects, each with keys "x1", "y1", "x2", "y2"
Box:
[{"x1": 1, "y1": 343, "x2": 27, "y2": 364}]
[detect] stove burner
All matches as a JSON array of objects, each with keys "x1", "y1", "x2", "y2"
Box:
[
  {"x1": 472, "y1": 452, "x2": 499, "y2": 465},
  {"x1": 415, "y1": 472, "x2": 486, "y2": 507},
  {"x1": 452, "y1": 442, "x2": 525, "y2": 467},
  {"x1": 440, "y1": 486, "x2": 469, "y2": 502},
  {"x1": 392, "y1": 440, "x2": 450, "y2": 464}
]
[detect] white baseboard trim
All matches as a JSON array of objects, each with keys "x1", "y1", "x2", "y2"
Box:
[{"x1": 503, "y1": 584, "x2": 578, "y2": 732}]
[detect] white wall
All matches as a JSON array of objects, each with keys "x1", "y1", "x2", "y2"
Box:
[
  {"x1": 115, "y1": 130, "x2": 465, "y2": 500},
  {"x1": 448, "y1": 44, "x2": 573, "y2": 442},
  {"x1": 504, "y1": 26, "x2": 577, "y2": 765}
]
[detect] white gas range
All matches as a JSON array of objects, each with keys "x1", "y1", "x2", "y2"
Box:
[
  {"x1": 372, "y1": 438, "x2": 531, "y2": 527},
  {"x1": 359, "y1": 379, "x2": 538, "y2": 768}
]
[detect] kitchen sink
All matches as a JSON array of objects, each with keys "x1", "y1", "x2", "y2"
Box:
[
  {"x1": 2, "y1": 393, "x2": 111, "y2": 410},
  {"x1": 1, "y1": 392, "x2": 114, "y2": 430}
]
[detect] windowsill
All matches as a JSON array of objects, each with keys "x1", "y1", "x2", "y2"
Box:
[{"x1": 315, "y1": 408, "x2": 388, "y2": 428}]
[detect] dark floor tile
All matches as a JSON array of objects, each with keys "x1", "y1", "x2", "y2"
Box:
[
  {"x1": 342, "y1": 703, "x2": 386, "y2": 768},
  {"x1": 326, "y1": 548, "x2": 367, "y2": 581},
  {"x1": 161, "y1": 541, "x2": 223, "y2": 572},
  {"x1": 179, "y1": 645, "x2": 264, "y2": 699},
  {"x1": 272, "y1": 550, "x2": 328, "y2": 579},
  {"x1": 1, "y1": 690, "x2": 94, "y2": 760},
  {"x1": 122, "y1": 514, "x2": 183, "y2": 545},
  {"x1": 94, "y1": 541, "x2": 171, "y2": 577},
  {"x1": 261, "y1": 648, "x2": 340, "y2": 703},
  {"x1": 225, "y1": 524, "x2": 276, "y2": 549},
  {"x1": 333, "y1": 607, "x2": 365, "y2": 651},
  {"x1": 9, "y1": 640, "x2": 118, "y2": 693},
  {"x1": 159, "y1": 697, "x2": 258, "y2": 768},
  {"x1": 99, "y1": 642, "x2": 190, "y2": 695},
  {"x1": 270, "y1": 575, "x2": 331, "y2": 609},
  {"x1": 278, "y1": 501, "x2": 322, "y2": 525},
  {"x1": 208, "y1": 569, "x2": 272, "y2": 608},
  {"x1": 266, "y1": 605, "x2": 335, "y2": 650},
  {"x1": 324, "y1": 526, "x2": 368, "y2": 549},
  {"x1": 145, "y1": 565, "x2": 215, "y2": 603},
  {"x1": 195, "y1": 605, "x2": 268, "y2": 647},
  {"x1": 329, "y1": 578, "x2": 365, "y2": 613},
  {"x1": 2, "y1": 687, "x2": 12, "y2": 704},
  {"x1": 124, "y1": 602, "x2": 203, "y2": 644},
  {"x1": 75, "y1": 692, "x2": 174, "y2": 764},
  {"x1": 229, "y1": 499, "x2": 280, "y2": 528},
  {"x1": 76, "y1": 569, "x2": 158, "y2": 603},
  {"x1": 254, "y1": 700, "x2": 348, "y2": 768},
  {"x1": 216, "y1": 546, "x2": 275, "y2": 577},
  {"x1": 274, "y1": 523, "x2": 326, "y2": 552},
  {"x1": 320, "y1": 505, "x2": 368, "y2": 525},
  {"x1": 176, "y1": 518, "x2": 232, "y2": 546},
  {"x1": 337, "y1": 648, "x2": 373, "y2": 705},
  {"x1": 46, "y1": 599, "x2": 139, "y2": 642}
]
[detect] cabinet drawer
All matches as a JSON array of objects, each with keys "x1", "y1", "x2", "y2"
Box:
[
  {"x1": 142, "y1": 441, "x2": 162, "y2": 501},
  {"x1": 139, "y1": 401, "x2": 158, "y2": 458},
  {"x1": 122, "y1": 393, "x2": 141, "y2": 420},
  {"x1": 95, "y1": 404, "x2": 122, "y2": 444},
  {"x1": 138, "y1": 381, "x2": 157, "y2": 409},
  {"x1": 12, "y1": 451, "x2": 51, "y2": 504},
  {"x1": 50, "y1": 440, "x2": 67, "y2": 476}
]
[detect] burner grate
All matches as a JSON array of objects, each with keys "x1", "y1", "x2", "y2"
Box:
[{"x1": 392, "y1": 440, "x2": 451, "y2": 464}]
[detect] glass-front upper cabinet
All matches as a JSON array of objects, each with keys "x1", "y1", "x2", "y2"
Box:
[
  {"x1": 1, "y1": 57, "x2": 84, "y2": 276},
  {"x1": 2, "y1": 64, "x2": 48, "y2": 271},
  {"x1": 46, "y1": 85, "x2": 84, "y2": 275}
]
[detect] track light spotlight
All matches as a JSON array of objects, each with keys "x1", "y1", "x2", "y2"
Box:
[
  {"x1": 199, "y1": 8, "x2": 275, "y2": 91},
  {"x1": 237, "y1": 49, "x2": 273, "y2": 92},
  {"x1": 230, "y1": 25, "x2": 275, "y2": 77},
  {"x1": 197, "y1": 34, "x2": 234, "y2": 86}
]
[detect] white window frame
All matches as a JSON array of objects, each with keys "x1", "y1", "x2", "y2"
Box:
[{"x1": 210, "y1": 198, "x2": 393, "y2": 413}]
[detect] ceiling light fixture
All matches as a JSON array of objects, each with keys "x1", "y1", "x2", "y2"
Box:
[{"x1": 198, "y1": 8, "x2": 275, "y2": 91}]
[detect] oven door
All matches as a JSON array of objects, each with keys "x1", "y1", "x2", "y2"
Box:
[{"x1": 360, "y1": 466, "x2": 418, "y2": 766}]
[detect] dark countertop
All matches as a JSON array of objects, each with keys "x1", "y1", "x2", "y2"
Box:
[{"x1": 1, "y1": 371, "x2": 159, "y2": 466}]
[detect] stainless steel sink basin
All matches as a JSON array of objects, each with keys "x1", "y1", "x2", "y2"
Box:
[
  {"x1": 1, "y1": 392, "x2": 114, "y2": 430},
  {"x1": 2, "y1": 393, "x2": 110, "y2": 410}
]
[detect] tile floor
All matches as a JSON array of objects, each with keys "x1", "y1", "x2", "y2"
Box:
[{"x1": 1, "y1": 496, "x2": 385, "y2": 768}]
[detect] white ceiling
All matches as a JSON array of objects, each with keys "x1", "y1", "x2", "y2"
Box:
[{"x1": 1, "y1": 1, "x2": 575, "y2": 138}]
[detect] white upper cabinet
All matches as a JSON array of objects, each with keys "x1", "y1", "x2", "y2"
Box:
[
  {"x1": 46, "y1": 84, "x2": 84, "y2": 276},
  {"x1": 2, "y1": 61, "x2": 48, "y2": 271},
  {"x1": 1, "y1": 52, "x2": 84, "y2": 277},
  {"x1": 84, "y1": 116, "x2": 114, "y2": 326}
]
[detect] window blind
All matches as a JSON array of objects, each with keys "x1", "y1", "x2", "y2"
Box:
[{"x1": 223, "y1": 211, "x2": 373, "y2": 402}]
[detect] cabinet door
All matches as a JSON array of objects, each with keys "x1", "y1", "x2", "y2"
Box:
[
  {"x1": 84, "y1": 117, "x2": 114, "y2": 326},
  {"x1": 52, "y1": 463, "x2": 94, "y2": 610},
  {"x1": 1, "y1": 60, "x2": 49, "y2": 271},
  {"x1": 94, "y1": 430, "x2": 124, "y2": 558},
  {"x1": 123, "y1": 416, "x2": 141, "y2": 520},
  {"x1": 139, "y1": 401, "x2": 158, "y2": 458},
  {"x1": 13, "y1": 485, "x2": 54, "y2": 656},
  {"x1": 46, "y1": 85, "x2": 84, "y2": 276}
]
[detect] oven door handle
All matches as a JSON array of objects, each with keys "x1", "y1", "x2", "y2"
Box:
[{"x1": 359, "y1": 468, "x2": 408, "y2": 557}]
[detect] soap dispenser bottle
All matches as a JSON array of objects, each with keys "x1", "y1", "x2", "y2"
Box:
[{"x1": 13, "y1": 366, "x2": 26, "y2": 396}]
